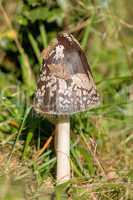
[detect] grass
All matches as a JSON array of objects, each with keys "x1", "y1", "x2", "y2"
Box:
[{"x1": 0, "y1": 0, "x2": 133, "y2": 199}]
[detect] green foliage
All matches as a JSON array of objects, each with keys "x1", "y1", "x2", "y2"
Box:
[{"x1": 0, "y1": 0, "x2": 133, "y2": 199}]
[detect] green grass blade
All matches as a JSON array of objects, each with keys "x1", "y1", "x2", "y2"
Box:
[
  {"x1": 71, "y1": 159, "x2": 83, "y2": 177},
  {"x1": 71, "y1": 148, "x2": 84, "y2": 176},
  {"x1": 39, "y1": 24, "x2": 48, "y2": 48},
  {"x1": 22, "y1": 131, "x2": 33, "y2": 160},
  {"x1": 8, "y1": 106, "x2": 32, "y2": 162},
  {"x1": 19, "y1": 53, "x2": 36, "y2": 95},
  {"x1": 28, "y1": 32, "x2": 42, "y2": 65},
  {"x1": 81, "y1": 12, "x2": 96, "y2": 49},
  {"x1": 38, "y1": 157, "x2": 56, "y2": 172}
]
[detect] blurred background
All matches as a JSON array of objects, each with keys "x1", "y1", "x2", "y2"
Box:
[{"x1": 0, "y1": 0, "x2": 133, "y2": 199}]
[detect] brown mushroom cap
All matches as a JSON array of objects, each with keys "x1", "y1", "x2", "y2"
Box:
[{"x1": 34, "y1": 33, "x2": 100, "y2": 115}]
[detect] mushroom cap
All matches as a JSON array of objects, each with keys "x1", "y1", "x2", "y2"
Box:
[{"x1": 34, "y1": 33, "x2": 100, "y2": 115}]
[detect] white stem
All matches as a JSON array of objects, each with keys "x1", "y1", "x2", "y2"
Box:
[{"x1": 55, "y1": 118, "x2": 70, "y2": 184}]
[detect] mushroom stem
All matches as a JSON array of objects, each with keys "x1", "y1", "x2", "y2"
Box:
[{"x1": 55, "y1": 117, "x2": 70, "y2": 184}]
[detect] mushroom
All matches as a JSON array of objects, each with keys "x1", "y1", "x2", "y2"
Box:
[{"x1": 34, "y1": 33, "x2": 100, "y2": 184}]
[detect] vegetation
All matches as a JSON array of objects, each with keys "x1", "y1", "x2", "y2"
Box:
[{"x1": 0, "y1": 0, "x2": 133, "y2": 199}]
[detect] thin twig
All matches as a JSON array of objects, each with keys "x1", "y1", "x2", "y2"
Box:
[
  {"x1": 0, "y1": 3, "x2": 36, "y2": 92},
  {"x1": 107, "y1": 7, "x2": 133, "y2": 77},
  {"x1": 33, "y1": 132, "x2": 54, "y2": 160},
  {"x1": 67, "y1": 19, "x2": 91, "y2": 34},
  {"x1": 119, "y1": 19, "x2": 133, "y2": 29},
  {"x1": 0, "y1": 3, "x2": 24, "y2": 55},
  {"x1": 80, "y1": 132, "x2": 106, "y2": 178}
]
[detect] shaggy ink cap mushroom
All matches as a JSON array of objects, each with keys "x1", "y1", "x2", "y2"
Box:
[
  {"x1": 34, "y1": 33, "x2": 100, "y2": 116},
  {"x1": 34, "y1": 33, "x2": 100, "y2": 184}
]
